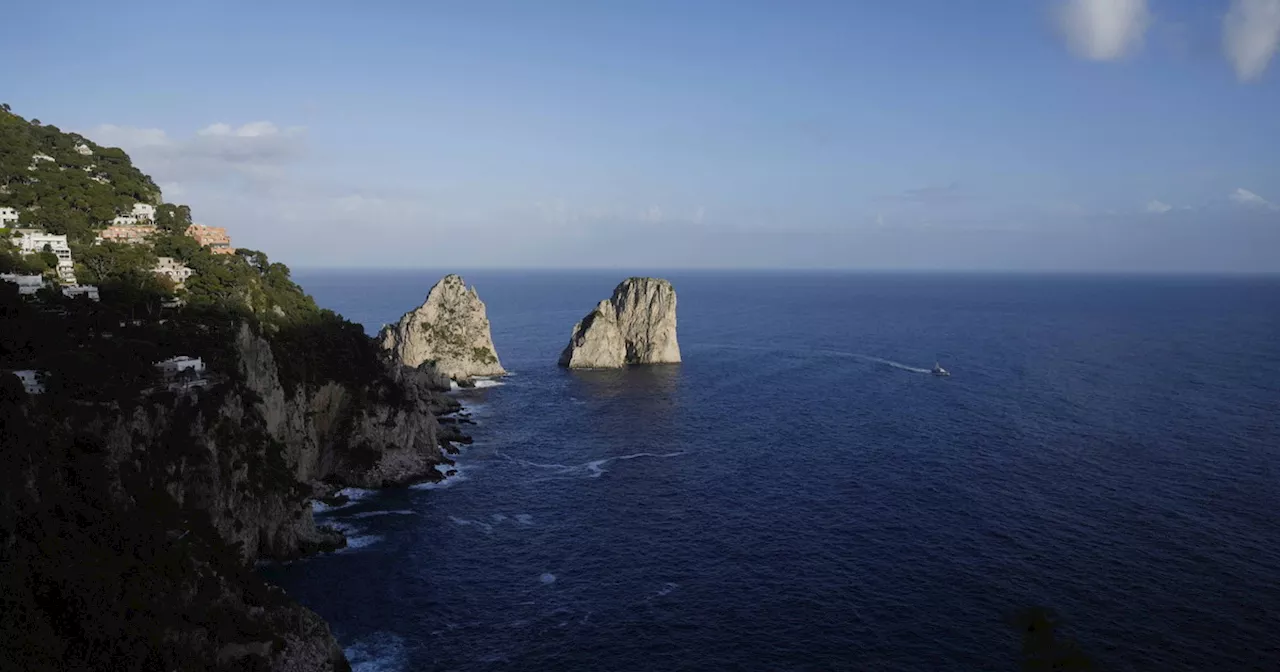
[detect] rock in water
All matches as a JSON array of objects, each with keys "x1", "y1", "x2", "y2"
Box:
[
  {"x1": 559, "y1": 277, "x2": 681, "y2": 368},
  {"x1": 379, "y1": 274, "x2": 505, "y2": 381}
]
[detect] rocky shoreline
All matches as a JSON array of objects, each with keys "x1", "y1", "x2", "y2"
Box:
[{"x1": 2, "y1": 272, "x2": 680, "y2": 671}]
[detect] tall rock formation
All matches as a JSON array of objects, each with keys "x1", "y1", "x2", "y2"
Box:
[
  {"x1": 558, "y1": 277, "x2": 681, "y2": 369},
  {"x1": 378, "y1": 274, "x2": 505, "y2": 381}
]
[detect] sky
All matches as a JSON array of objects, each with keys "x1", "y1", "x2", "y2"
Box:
[{"x1": 2, "y1": 0, "x2": 1279, "y2": 272}]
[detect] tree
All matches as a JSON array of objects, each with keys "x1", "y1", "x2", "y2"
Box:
[{"x1": 154, "y1": 204, "x2": 193, "y2": 234}]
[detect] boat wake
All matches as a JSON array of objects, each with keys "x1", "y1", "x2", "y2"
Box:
[
  {"x1": 695, "y1": 343, "x2": 934, "y2": 374},
  {"x1": 498, "y1": 451, "x2": 687, "y2": 480}
]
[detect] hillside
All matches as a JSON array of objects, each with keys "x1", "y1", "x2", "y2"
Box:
[
  {"x1": 0, "y1": 104, "x2": 323, "y2": 325},
  {"x1": 1, "y1": 106, "x2": 455, "y2": 671},
  {"x1": 0, "y1": 104, "x2": 161, "y2": 243}
]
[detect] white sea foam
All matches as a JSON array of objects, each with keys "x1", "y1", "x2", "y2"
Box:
[
  {"x1": 449, "y1": 516, "x2": 494, "y2": 533},
  {"x1": 540, "y1": 572, "x2": 557, "y2": 584},
  {"x1": 410, "y1": 463, "x2": 469, "y2": 490},
  {"x1": 345, "y1": 631, "x2": 407, "y2": 672},
  {"x1": 312, "y1": 487, "x2": 378, "y2": 513},
  {"x1": 655, "y1": 582, "x2": 678, "y2": 597},
  {"x1": 504, "y1": 450, "x2": 686, "y2": 480},
  {"x1": 491, "y1": 513, "x2": 508, "y2": 523},
  {"x1": 514, "y1": 514, "x2": 534, "y2": 525},
  {"x1": 338, "y1": 487, "x2": 377, "y2": 502},
  {"x1": 326, "y1": 520, "x2": 384, "y2": 552},
  {"x1": 349, "y1": 510, "x2": 416, "y2": 519},
  {"x1": 471, "y1": 378, "x2": 505, "y2": 389}
]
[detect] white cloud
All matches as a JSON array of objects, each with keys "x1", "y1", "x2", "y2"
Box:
[
  {"x1": 640, "y1": 205, "x2": 665, "y2": 223},
  {"x1": 1224, "y1": 0, "x2": 1280, "y2": 81},
  {"x1": 1055, "y1": 0, "x2": 1151, "y2": 61},
  {"x1": 693, "y1": 206, "x2": 706, "y2": 224},
  {"x1": 1145, "y1": 199, "x2": 1173, "y2": 213},
  {"x1": 1229, "y1": 187, "x2": 1279, "y2": 209},
  {"x1": 89, "y1": 124, "x2": 170, "y2": 147},
  {"x1": 83, "y1": 121, "x2": 306, "y2": 189}
]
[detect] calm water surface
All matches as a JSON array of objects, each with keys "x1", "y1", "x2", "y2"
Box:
[{"x1": 267, "y1": 271, "x2": 1280, "y2": 671}]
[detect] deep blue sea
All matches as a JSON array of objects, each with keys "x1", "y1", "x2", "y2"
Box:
[{"x1": 267, "y1": 271, "x2": 1280, "y2": 671}]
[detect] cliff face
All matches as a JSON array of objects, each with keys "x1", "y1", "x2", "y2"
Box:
[
  {"x1": 1, "y1": 321, "x2": 456, "y2": 672},
  {"x1": 559, "y1": 277, "x2": 681, "y2": 369},
  {"x1": 378, "y1": 274, "x2": 505, "y2": 382}
]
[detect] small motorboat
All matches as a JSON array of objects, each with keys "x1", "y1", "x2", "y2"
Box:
[{"x1": 931, "y1": 362, "x2": 950, "y2": 377}]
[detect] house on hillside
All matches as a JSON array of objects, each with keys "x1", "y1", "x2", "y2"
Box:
[
  {"x1": 99, "y1": 224, "x2": 157, "y2": 244},
  {"x1": 0, "y1": 207, "x2": 18, "y2": 227},
  {"x1": 131, "y1": 203, "x2": 156, "y2": 221},
  {"x1": 31, "y1": 153, "x2": 54, "y2": 163},
  {"x1": 10, "y1": 370, "x2": 45, "y2": 395},
  {"x1": 0, "y1": 273, "x2": 48, "y2": 296},
  {"x1": 61, "y1": 285, "x2": 100, "y2": 301},
  {"x1": 74, "y1": 143, "x2": 93, "y2": 156},
  {"x1": 186, "y1": 224, "x2": 235, "y2": 254},
  {"x1": 10, "y1": 230, "x2": 77, "y2": 284},
  {"x1": 154, "y1": 356, "x2": 209, "y2": 391},
  {"x1": 153, "y1": 257, "x2": 194, "y2": 287}
]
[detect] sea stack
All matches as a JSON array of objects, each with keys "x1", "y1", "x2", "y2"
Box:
[
  {"x1": 558, "y1": 277, "x2": 681, "y2": 369},
  {"x1": 379, "y1": 274, "x2": 505, "y2": 382}
]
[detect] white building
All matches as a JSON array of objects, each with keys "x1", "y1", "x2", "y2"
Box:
[
  {"x1": 12, "y1": 370, "x2": 45, "y2": 395},
  {"x1": 61, "y1": 285, "x2": 99, "y2": 301},
  {"x1": 131, "y1": 203, "x2": 156, "y2": 221},
  {"x1": 153, "y1": 257, "x2": 194, "y2": 286},
  {"x1": 0, "y1": 273, "x2": 48, "y2": 296},
  {"x1": 31, "y1": 153, "x2": 54, "y2": 163},
  {"x1": 74, "y1": 143, "x2": 93, "y2": 156},
  {"x1": 10, "y1": 231, "x2": 77, "y2": 285},
  {"x1": 155, "y1": 356, "x2": 206, "y2": 378},
  {"x1": 111, "y1": 214, "x2": 139, "y2": 227},
  {"x1": 0, "y1": 207, "x2": 18, "y2": 227}
]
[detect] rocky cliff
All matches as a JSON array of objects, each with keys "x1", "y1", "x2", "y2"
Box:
[
  {"x1": 378, "y1": 274, "x2": 505, "y2": 382},
  {"x1": 558, "y1": 277, "x2": 681, "y2": 369},
  {"x1": 1, "y1": 319, "x2": 459, "y2": 672}
]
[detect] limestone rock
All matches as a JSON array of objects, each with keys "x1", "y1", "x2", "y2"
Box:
[
  {"x1": 559, "y1": 277, "x2": 681, "y2": 369},
  {"x1": 378, "y1": 274, "x2": 505, "y2": 381}
]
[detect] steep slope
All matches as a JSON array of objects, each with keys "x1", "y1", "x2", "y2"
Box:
[{"x1": 0, "y1": 107, "x2": 460, "y2": 671}]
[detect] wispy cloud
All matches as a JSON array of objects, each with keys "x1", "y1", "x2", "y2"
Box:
[
  {"x1": 1229, "y1": 187, "x2": 1279, "y2": 209},
  {"x1": 1055, "y1": 0, "x2": 1151, "y2": 61},
  {"x1": 1224, "y1": 0, "x2": 1280, "y2": 81},
  {"x1": 898, "y1": 182, "x2": 963, "y2": 205},
  {"x1": 84, "y1": 121, "x2": 306, "y2": 193},
  {"x1": 1145, "y1": 199, "x2": 1173, "y2": 213}
]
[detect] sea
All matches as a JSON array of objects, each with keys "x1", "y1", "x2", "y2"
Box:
[{"x1": 265, "y1": 271, "x2": 1280, "y2": 671}]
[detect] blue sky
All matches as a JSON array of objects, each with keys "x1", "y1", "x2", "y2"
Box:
[{"x1": 3, "y1": 0, "x2": 1279, "y2": 271}]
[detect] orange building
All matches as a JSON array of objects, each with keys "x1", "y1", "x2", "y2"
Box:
[
  {"x1": 186, "y1": 224, "x2": 235, "y2": 254},
  {"x1": 99, "y1": 224, "x2": 157, "y2": 244}
]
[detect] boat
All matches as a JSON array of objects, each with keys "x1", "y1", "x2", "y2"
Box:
[{"x1": 931, "y1": 362, "x2": 950, "y2": 377}]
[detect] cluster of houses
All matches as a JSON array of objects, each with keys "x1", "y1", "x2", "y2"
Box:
[
  {"x1": 3, "y1": 197, "x2": 239, "y2": 300},
  {"x1": 8, "y1": 355, "x2": 211, "y2": 396}
]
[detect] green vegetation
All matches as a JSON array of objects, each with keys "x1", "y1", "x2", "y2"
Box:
[
  {"x1": 0, "y1": 108, "x2": 159, "y2": 247},
  {"x1": 471, "y1": 346, "x2": 498, "y2": 365},
  {"x1": 0, "y1": 105, "x2": 386, "y2": 400}
]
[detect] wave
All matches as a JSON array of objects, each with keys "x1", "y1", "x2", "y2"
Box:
[
  {"x1": 349, "y1": 510, "x2": 416, "y2": 519},
  {"x1": 472, "y1": 378, "x2": 505, "y2": 389},
  {"x1": 312, "y1": 487, "x2": 378, "y2": 513},
  {"x1": 500, "y1": 450, "x2": 687, "y2": 479},
  {"x1": 325, "y1": 520, "x2": 383, "y2": 552},
  {"x1": 410, "y1": 463, "x2": 469, "y2": 490},
  {"x1": 448, "y1": 515, "x2": 494, "y2": 534},
  {"x1": 344, "y1": 631, "x2": 407, "y2": 672}
]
